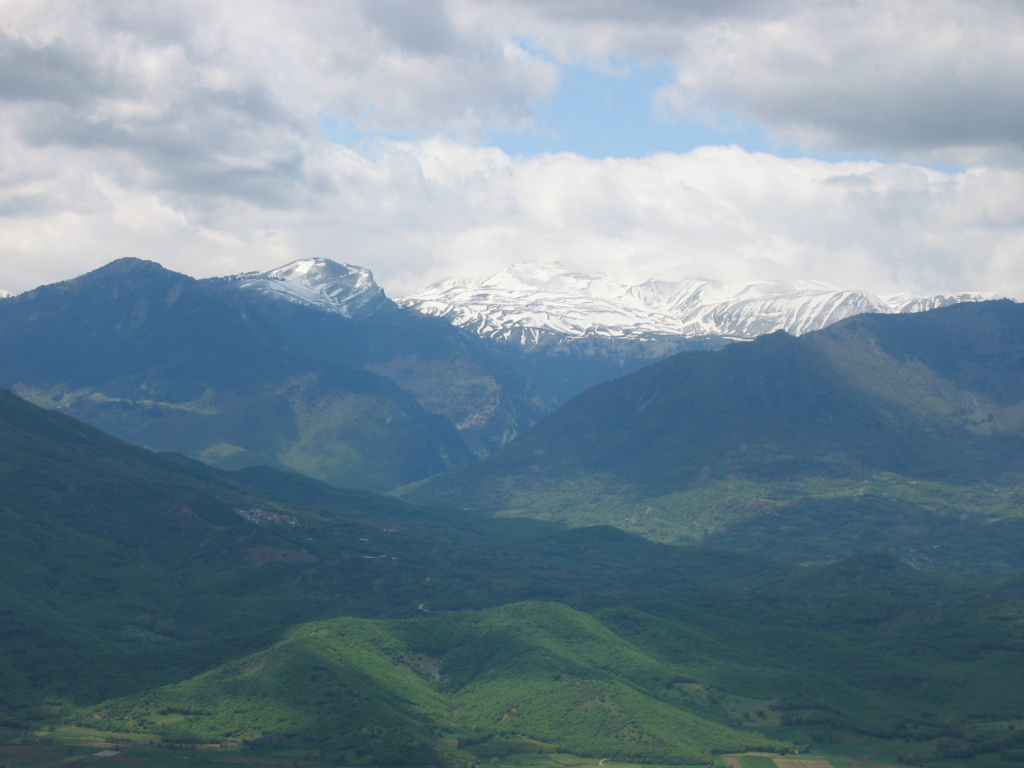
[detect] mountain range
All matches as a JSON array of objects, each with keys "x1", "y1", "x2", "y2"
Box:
[
  {"x1": 400, "y1": 261, "x2": 995, "y2": 344},
  {"x1": 4, "y1": 256, "x2": 1024, "y2": 766},
  {"x1": 404, "y1": 299, "x2": 1024, "y2": 574},
  {"x1": 3, "y1": 257, "x2": 993, "y2": 492},
  {"x1": 401, "y1": 262, "x2": 997, "y2": 401},
  {"x1": 0, "y1": 258, "x2": 549, "y2": 491}
]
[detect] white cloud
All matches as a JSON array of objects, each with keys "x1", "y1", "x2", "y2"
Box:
[
  {"x1": 3, "y1": 136, "x2": 1023, "y2": 300},
  {"x1": 377, "y1": 142, "x2": 1024, "y2": 298},
  {"x1": 495, "y1": 0, "x2": 1024, "y2": 163},
  {"x1": 0, "y1": 1, "x2": 1022, "y2": 299},
  {"x1": 0, "y1": 0, "x2": 557, "y2": 205}
]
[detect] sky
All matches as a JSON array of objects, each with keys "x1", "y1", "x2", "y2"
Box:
[{"x1": 1, "y1": 0, "x2": 1024, "y2": 298}]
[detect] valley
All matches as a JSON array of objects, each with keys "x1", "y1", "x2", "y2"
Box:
[{"x1": 0, "y1": 741, "x2": 908, "y2": 768}]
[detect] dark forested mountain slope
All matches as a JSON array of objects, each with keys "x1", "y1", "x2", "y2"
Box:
[
  {"x1": 0, "y1": 258, "x2": 547, "y2": 490},
  {"x1": 404, "y1": 300, "x2": 1024, "y2": 573},
  {"x1": 212, "y1": 276, "x2": 549, "y2": 457},
  {"x1": 0, "y1": 386, "x2": 810, "y2": 712}
]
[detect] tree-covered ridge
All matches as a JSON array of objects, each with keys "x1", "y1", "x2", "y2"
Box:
[
  {"x1": 0, "y1": 386, "x2": 832, "y2": 711},
  {"x1": 80, "y1": 589, "x2": 1024, "y2": 767},
  {"x1": 80, "y1": 603, "x2": 789, "y2": 765}
]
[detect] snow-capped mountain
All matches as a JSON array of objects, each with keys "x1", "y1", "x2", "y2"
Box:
[
  {"x1": 0, "y1": 289, "x2": 13, "y2": 299},
  {"x1": 883, "y1": 291, "x2": 993, "y2": 314},
  {"x1": 399, "y1": 263, "x2": 999, "y2": 346},
  {"x1": 207, "y1": 258, "x2": 389, "y2": 318}
]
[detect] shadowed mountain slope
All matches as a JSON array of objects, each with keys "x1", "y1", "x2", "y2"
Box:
[
  {"x1": 204, "y1": 258, "x2": 549, "y2": 457},
  {"x1": 0, "y1": 258, "x2": 547, "y2": 490},
  {"x1": 403, "y1": 300, "x2": 1024, "y2": 573},
  {"x1": 0, "y1": 386, "x2": 809, "y2": 712}
]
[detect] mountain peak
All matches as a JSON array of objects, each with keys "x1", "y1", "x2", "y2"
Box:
[
  {"x1": 93, "y1": 257, "x2": 177, "y2": 277},
  {"x1": 32, "y1": 258, "x2": 195, "y2": 299},
  {"x1": 210, "y1": 258, "x2": 390, "y2": 318},
  {"x1": 479, "y1": 262, "x2": 634, "y2": 300},
  {"x1": 0, "y1": 289, "x2": 13, "y2": 299}
]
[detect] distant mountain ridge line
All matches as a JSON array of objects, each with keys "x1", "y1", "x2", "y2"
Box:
[
  {"x1": 211, "y1": 258, "x2": 1003, "y2": 411},
  {"x1": 0, "y1": 255, "x2": 535, "y2": 490},
  {"x1": 1, "y1": 259, "x2": 998, "y2": 340},
  {"x1": 398, "y1": 261, "x2": 1000, "y2": 345}
]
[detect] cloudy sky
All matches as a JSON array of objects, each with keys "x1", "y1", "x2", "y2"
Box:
[{"x1": 2, "y1": 0, "x2": 1024, "y2": 298}]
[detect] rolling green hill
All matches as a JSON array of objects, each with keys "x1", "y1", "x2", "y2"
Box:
[
  {"x1": 80, "y1": 589, "x2": 1024, "y2": 767},
  {"x1": 0, "y1": 384, "x2": 553, "y2": 711},
  {"x1": 88, "y1": 603, "x2": 785, "y2": 765},
  {"x1": 402, "y1": 300, "x2": 1024, "y2": 574}
]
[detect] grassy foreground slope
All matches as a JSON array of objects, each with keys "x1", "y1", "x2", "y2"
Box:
[
  {"x1": 402, "y1": 301, "x2": 1024, "y2": 573},
  {"x1": 84, "y1": 587, "x2": 1024, "y2": 768},
  {"x1": 86, "y1": 602, "x2": 789, "y2": 765}
]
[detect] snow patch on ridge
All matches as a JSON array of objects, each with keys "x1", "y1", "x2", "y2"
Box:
[
  {"x1": 883, "y1": 292, "x2": 991, "y2": 314},
  {"x1": 0, "y1": 289, "x2": 13, "y2": 299},
  {"x1": 400, "y1": 263, "x2": 999, "y2": 346},
  {"x1": 210, "y1": 259, "x2": 388, "y2": 318}
]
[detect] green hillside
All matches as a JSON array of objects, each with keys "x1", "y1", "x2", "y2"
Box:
[
  {"x1": 402, "y1": 301, "x2": 1024, "y2": 574},
  {"x1": 83, "y1": 603, "x2": 789, "y2": 765},
  {"x1": 0, "y1": 387, "x2": 812, "y2": 715},
  {"x1": 80, "y1": 590, "x2": 1024, "y2": 767},
  {"x1": 0, "y1": 384, "x2": 548, "y2": 710},
  {"x1": 7, "y1": 383, "x2": 1024, "y2": 766}
]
